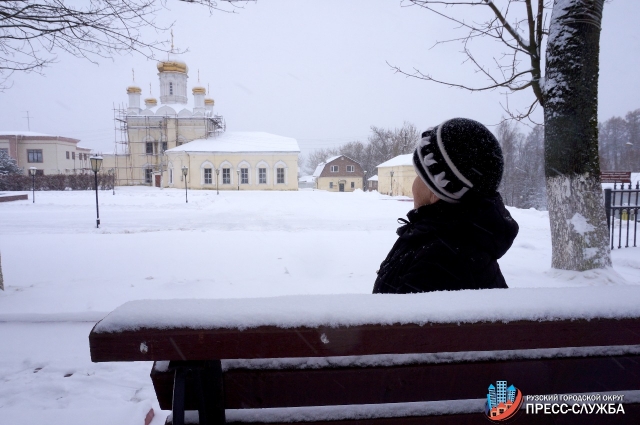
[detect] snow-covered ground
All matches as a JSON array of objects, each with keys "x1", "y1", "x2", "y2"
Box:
[{"x1": 1, "y1": 187, "x2": 639, "y2": 425}]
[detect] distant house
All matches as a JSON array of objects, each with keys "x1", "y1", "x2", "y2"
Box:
[
  {"x1": 313, "y1": 155, "x2": 365, "y2": 192},
  {"x1": 367, "y1": 174, "x2": 378, "y2": 192},
  {"x1": 0, "y1": 131, "x2": 92, "y2": 175},
  {"x1": 377, "y1": 154, "x2": 416, "y2": 196}
]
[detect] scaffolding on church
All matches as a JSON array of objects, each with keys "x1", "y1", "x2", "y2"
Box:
[{"x1": 112, "y1": 104, "x2": 226, "y2": 187}]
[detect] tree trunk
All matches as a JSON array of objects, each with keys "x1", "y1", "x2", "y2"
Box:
[{"x1": 543, "y1": 0, "x2": 611, "y2": 271}]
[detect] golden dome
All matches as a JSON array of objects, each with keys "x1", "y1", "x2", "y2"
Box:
[
  {"x1": 204, "y1": 98, "x2": 215, "y2": 106},
  {"x1": 157, "y1": 60, "x2": 188, "y2": 73},
  {"x1": 127, "y1": 86, "x2": 142, "y2": 94},
  {"x1": 144, "y1": 98, "x2": 158, "y2": 106},
  {"x1": 192, "y1": 86, "x2": 206, "y2": 95}
]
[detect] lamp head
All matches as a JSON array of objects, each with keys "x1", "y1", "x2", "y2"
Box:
[
  {"x1": 182, "y1": 166, "x2": 188, "y2": 177},
  {"x1": 90, "y1": 156, "x2": 103, "y2": 173},
  {"x1": 29, "y1": 167, "x2": 37, "y2": 176}
]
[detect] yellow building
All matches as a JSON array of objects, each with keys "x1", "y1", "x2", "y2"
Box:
[
  {"x1": 377, "y1": 154, "x2": 416, "y2": 197},
  {"x1": 102, "y1": 57, "x2": 299, "y2": 190},
  {"x1": 0, "y1": 131, "x2": 92, "y2": 175},
  {"x1": 165, "y1": 132, "x2": 299, "y2": 191}
]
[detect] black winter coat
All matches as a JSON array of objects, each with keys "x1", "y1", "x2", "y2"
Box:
[{"x1": 372, "y1": 194, "x2": 519, "y2": 294}]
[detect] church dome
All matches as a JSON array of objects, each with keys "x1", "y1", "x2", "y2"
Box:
[
  {"x1": 144, "y1": 97, "x2": 158, "y2": 107},
  {"x1": 192, "y1": 86, "x2": 206, "y2": 95},
  {"x1": 157, "y1": 60, "x2": 188, "y2": 74},
  {"x1": 204, "y1": 98, "x2": 215, "y2": 106},
  {"x1": 127, "y1": 86, "x2": 142, "y2": 94}
]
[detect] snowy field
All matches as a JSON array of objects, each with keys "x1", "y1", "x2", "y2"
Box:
[{"x1": 1, "y1": 187, "x2": 639, "y2": 425}]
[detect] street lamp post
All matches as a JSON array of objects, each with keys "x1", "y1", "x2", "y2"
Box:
[
  {"x1": 182, "y1": 166, "x2": 188, "y2": 203},
  {"x1": 108, "y1": 168, "x2": 115, "y2": 195},
  {"x1": 237, "y1": 169, "x2": 240, "y2": 191},
  {"x1": 29, "y1": 167, "x2": 37, "y2": 203},
  {"x1": 90, "y1": 156, "x2": 103, "y2": 228},
  {"x1": 390, "y1": 170, "x2": 394, "y2": 196},
  {"x1": 215, "y1": 168, "x2": 220, "y2": 195}
]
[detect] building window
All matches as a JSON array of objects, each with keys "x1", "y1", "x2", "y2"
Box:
[
  {"x1": 277, "y1": 168, "x2": 285, "y2": 184},
  {"x1": 27, "y1": 149, "x2": 43, "y2": 163},
  {"x1": 346, "y1": 165, "x2": 354, "y2": 172},
  {"x1": 351, "y1": 181, "x2": 355, "y2": 188},
  {"x1": 162, "y1": 142, "x2": 168, "y2": 152},
  {"x1": 259, "y1": 168, "x2": 266, "y2": 184},
  {"x1": 330, "y1": 165, "x2": 338, "y2": 172},
  {"x1": 72, "y1": 152, "x2": 75, "y2": 160},
  {"x1": 329, "y1": 182, "x2": 334, "y2": 189},
  {"x1": 204, "y1": 168, "x2": 212, "y2": 184},
  {"x1": 222, "y1": 168, "x2": 230, "y2": 184},
  {"x1": 169, "y1": 168, "x2": 173, "y2": 184},
  {"x1": 145, "y1": 168, "x2": 152, "y2": 183},
  {"x1": 66, "y1": 151, "x2": 69, "y2": 159},
  {"x1": 241, "y1": 168, "x2": 249, "y2": 184},
  {"x1": 146, "y1": 142, "x2": 153, "y2": 154},
  {"x1": 169, "y1": 82, "x2": 173, "y2": 95},
  {"x1": 35, "y1": 169, "x2": 44, "y2": 176}
]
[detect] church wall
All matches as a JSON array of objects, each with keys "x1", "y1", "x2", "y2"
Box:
[{"x1": 165, "y1": 152, "x2": 299, "y2": 191}]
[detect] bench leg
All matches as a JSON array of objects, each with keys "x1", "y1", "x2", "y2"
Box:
[
  {"x1": 172, "y1": 366, "x2": 187, "y2": 425},
  {"x1": 195, "y1": 360, "x2": 225, "y2": 425},
  {"x1": 170, "y1": 361, "x2": 225, "y2": 425}
]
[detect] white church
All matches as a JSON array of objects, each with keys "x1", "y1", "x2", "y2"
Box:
[{"x1": 103, "y1": 56, "x2": 300, "y2": 191}]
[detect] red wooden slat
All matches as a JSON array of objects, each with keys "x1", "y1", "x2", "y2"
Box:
[
  {"x1": 152, "y1": 355, "x2": 640, "y2": 410},
  {"x1": 90, "y1": 318, "x2": 640, "y2": 362},
  {"x1": 165, "y1": 404, "x2": 640, "y2": 425}
]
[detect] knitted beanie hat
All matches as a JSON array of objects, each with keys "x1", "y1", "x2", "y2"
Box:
[{"x1": 412, "y1": 118, "x2": 503, "y2": 203}]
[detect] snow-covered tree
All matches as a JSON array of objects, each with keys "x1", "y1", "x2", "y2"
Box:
[
  {"x1": 393, "y1": 0, "x2": 610, "y2": 271},
  {"x1": 0, "y1": 150, "x2": 22, "y2": 175}
]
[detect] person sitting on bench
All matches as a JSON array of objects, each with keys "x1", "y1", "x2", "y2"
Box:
[{"x1": 373, "y1": 118, "x2": 519, "y2": 294}]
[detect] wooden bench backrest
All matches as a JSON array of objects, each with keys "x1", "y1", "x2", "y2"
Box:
[{"x1": 90, "y1": 318, "x2": 640, "y2": 362}]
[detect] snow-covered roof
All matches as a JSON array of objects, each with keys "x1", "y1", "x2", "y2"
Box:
[
  {"x1": 131, "y1": 102, "x2": 213, "y2": 118},
  {"x1": 166, "y1": 132, "x2": 300, "y2": 153},
  {"x1": 377, "y1": 154, "x2": 414, "y2": 168},
  {"x1": 0, "y1": 131, "x2": 56, "y2": 137},
  {"x1": 312, "y1": 162, "x2": 326, "y2": 178},
  {"x1": 298, "y1": 175, "x2": 315, "y2": 183},
  {"x1": 368, "y1": 175, "x2": 378, "y2": 181},
  {"x1": 313, "y1": 155, "x2": 362, "y2": 177}
]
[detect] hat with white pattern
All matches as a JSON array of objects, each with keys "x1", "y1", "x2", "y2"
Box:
[{"x1": 413, "y1": 118, "x2": 503, "y2": 203}]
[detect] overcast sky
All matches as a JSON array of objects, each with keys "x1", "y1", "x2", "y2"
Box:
[{"x1": 0, "y1": 0, "x2": 638, "y2": 163}]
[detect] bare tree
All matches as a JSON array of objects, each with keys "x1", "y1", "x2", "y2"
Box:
[
  {"x1": 393, "y1": 0, "x2": 548, "y2": 123},
  {"x1": 306, "y1": 122, "x2": 419, "y2": 177},
  {"x1": 391, "y1": 0, "x2": 611, "y2": 271},
  {"x1": 0, "y1": 0, "x2": 249, "y2": 90}
]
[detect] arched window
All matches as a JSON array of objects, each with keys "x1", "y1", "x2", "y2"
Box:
[
  {"x1": 169, "y1": 82, "x2": 173, "y2": 95},
  {"x1": 274, "y1": 161, "x2": 287, "y2": 185},
  {"x1": 256, "y1": 161, "x2": 269, "y2": 184}
]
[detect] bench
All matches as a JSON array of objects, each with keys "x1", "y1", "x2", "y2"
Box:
[{"x1": 89, "y1": 288, "x2": 640, "y2": 424}]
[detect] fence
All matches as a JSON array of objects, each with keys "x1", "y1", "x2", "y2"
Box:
[{"x1": 604, "y1": 182, "x2": 640, "y2": 249}]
